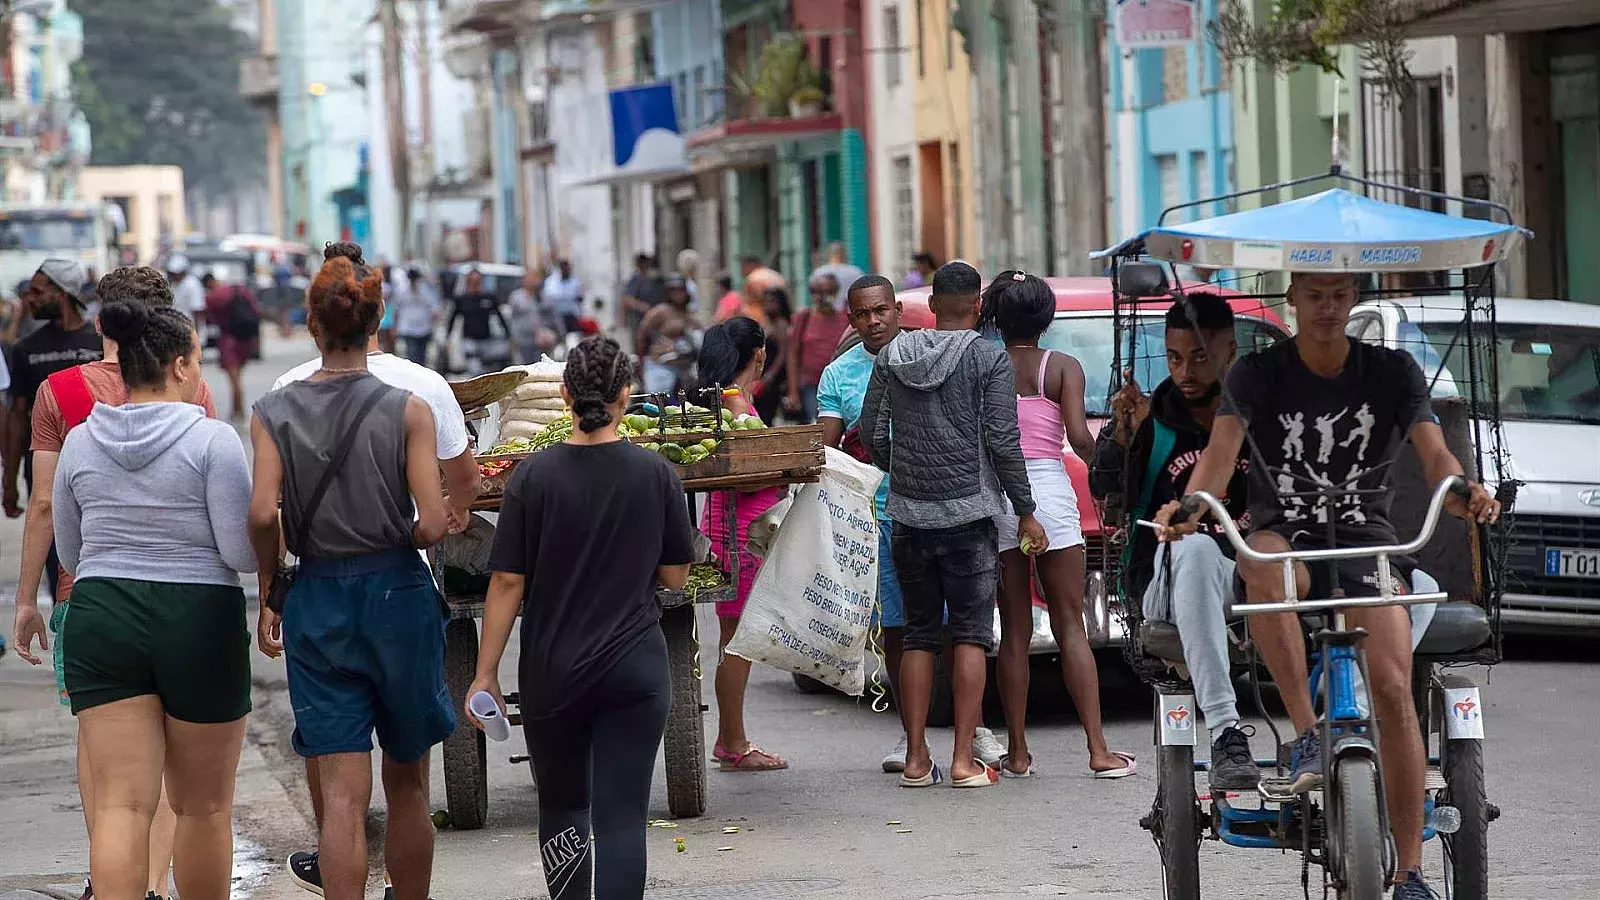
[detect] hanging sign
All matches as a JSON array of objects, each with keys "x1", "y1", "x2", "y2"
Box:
[{"x1": 1115, "y1": 0, "x2": 1200, "y2": 48}]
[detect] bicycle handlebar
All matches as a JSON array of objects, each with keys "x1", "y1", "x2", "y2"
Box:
[{"x1": 1179, "y1": 475, "x2": 1470, "y2": 565}]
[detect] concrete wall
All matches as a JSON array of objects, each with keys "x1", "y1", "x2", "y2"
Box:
[
  {"x1": 867, "y1": 0, "x2": 917, "y2": 277},
  {"x1": 77, "y1": 165, "x2": 186, "y2": 266}
]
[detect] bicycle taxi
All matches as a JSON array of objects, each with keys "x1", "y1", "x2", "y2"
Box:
[{"x1": 1093, "y1": 169, "x2": 1525, "y2": 900}]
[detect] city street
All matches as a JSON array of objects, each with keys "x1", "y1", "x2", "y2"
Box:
[{"x1": 0, "y1": 333, "x2": 1595, "y2": 900}]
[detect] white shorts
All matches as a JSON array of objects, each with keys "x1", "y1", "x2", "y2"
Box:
[{"x1": 994, "y1": 457, "x2": 1085, "y2": 553}]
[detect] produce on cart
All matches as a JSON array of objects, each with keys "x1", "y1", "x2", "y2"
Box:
[{"x1": 436, "y1": 373, "x2": 827, "y2": 828}]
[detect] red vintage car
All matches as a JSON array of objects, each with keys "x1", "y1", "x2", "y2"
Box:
[{"x1": 840, "y1": 277, "x2": 1290, "y2": 655}]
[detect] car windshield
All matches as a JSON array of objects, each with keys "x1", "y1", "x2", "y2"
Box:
[
  {"x1": 1038, "y1": 313, "x2": 1287, "y2": 417},
  {"x1": 0, "y1": 213, "x2": 98, "y2": 251},
  {"x1": 1418, "y1": 322, "x2": 1600, "y2": 424}
]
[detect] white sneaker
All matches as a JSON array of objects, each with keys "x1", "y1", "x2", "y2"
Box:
[
  {"x1": 974, "y1": 727, "x2": 1006, "y2": 768},
  {"x1": 881, "y1": 735, "x2": 908, "y2": 773}
]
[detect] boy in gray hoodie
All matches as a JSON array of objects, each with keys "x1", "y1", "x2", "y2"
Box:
[{"x1": 861, "y1": 261, "x2": 1045, "y2": 788}]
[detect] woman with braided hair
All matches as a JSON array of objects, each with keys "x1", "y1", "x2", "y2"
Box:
[
  {"x1": 51, "y1": 299, "x2": 254, "y2": 900},
  {"x1": 471, "y1": 335, "x2": 693, "y2": 900}
]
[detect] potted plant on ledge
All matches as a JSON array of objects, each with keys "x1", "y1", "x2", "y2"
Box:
[
  {"x1": 788, "y1": 85, "x2": 825, "y2": 118},
  {"x1": 735, "y1": 36, "x2": 825, "y2": 119}
]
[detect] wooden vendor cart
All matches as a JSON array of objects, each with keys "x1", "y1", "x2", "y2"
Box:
[{"x1": 434, "y1": 377, "x2": 824, "y2": 828}]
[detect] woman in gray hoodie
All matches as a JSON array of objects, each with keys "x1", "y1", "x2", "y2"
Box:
[{"x1": 53, "y1": 300, "x2": 255, "y2": 900}]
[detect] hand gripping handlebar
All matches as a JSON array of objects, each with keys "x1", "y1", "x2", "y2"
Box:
[{"x1": 1173, "y1": 476, "x2": 1471, "y2": 616}]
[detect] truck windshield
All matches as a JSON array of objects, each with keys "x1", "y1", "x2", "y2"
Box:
[
  {"x1": 0, "y1": 211, "x2": 99, "y2": 251},
  {"x1": 1418, "y1": 322, "x2": 1600, "y2": 425}
]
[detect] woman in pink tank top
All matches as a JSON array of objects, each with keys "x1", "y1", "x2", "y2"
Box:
[{"x1": 979, "y1": 272, "x2": 1134, "y2": 779}]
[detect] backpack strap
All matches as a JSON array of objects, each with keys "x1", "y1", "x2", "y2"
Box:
[
  {"x1": 1133, "y1": 418, "x2": 1178, "y2": 523},
  {"x1": 48, "y1": 366, "x2": 96, "y2": 432}
]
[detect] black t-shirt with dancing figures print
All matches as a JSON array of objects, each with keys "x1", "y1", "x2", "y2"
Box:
[{"x1": 1221, "y1": 337, "x2": 1434, "y2": 547}]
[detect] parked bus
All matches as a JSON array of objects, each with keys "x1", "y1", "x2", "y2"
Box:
[{"x1": 0, "y1": 203, "x2": 116, "y2": 297}]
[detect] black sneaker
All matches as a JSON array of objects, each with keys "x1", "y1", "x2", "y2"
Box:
[
  {"x1": 1207, "y1": 725, "x2": 1259, "y2": 793},
  {"x1": 288, "y1": 851, "x2": 323, "y2": 896},
  {"x1": 146, "y1": 893, "x2": 166, "y2": 900},
  {"x1": 1392, "y1": 870, "x2": 1439, "y2": 899},
  {"x1": 78, "y1": 878, "x2": 92, "y2": 900},
  {"x1": 1287, "y1": 726, "x2": 1324, "y2": 793}
]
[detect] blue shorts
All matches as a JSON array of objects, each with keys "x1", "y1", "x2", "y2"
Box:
[
  {"x1": 874, "y1": 521, "x2": 905, "y2": 628},
  {"x1": 283, "y1": 550, "x2": 457, "y2": 763}
]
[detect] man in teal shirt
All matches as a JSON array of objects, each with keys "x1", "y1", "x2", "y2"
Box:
[{"x1": 816, "y1": 274, "x2": 1004, "y2": 774}]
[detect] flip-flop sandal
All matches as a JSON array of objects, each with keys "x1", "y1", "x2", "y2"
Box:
[
  {"x1": 1092, "y1": 751, "x2": 1138, "y2": 779},
  {"x1": 1000, "y1": 753, "x2": 1036, "y2": 779},
  {"x1": 719, "y1": 745, "x2": 789, "y2": 772},
  {"x1": 710, "y1": 743, "x2": 736, "y2": 764},
  {"x1": 952, "y1": 759, "x2": 1000, "y2": 788},
  {"x1": 898, "y1": 763, "x2": 944, "y2": 788}
]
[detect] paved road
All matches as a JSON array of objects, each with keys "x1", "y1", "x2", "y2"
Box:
[{"x1": 0, "y1": 333, "x2": 1593, "y2": 899}]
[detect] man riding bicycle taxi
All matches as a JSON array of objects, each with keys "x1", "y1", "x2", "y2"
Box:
[{"x1": 1150, "y1": 272, "x2": 1500, "y2": 900}]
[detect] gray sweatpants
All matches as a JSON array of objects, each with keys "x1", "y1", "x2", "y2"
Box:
[{"x1": 1143, "y1": 537, "x2": 1442, "y2": 741}]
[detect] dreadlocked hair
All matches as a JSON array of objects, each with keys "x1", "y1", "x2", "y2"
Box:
[
  {"x1": 563, "y1": 335, "x2": 635, "y2": 433},
  {"x1": 977, "y1": 270, "x2": 1055, "y2": 341},
  {"x1": 98, "y1": 302, "x2": 196, "y2": 389},
  {"x1": 309, "y1": 256, "x2": 384, "y2": 351},
  {"x1": 96, "y1": 266, "x2": 174, "y2": 308}
]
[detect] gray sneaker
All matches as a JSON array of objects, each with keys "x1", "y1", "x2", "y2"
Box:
[
  {"x1": 1207, "y1": 725, "x2": 1259, "y2": 793},
  {"x1": 973, "y1": 727, "x2": 1006, "y2": 768}
]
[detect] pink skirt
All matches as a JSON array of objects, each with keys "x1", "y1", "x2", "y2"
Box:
[{"x1": 703, "y1": 487, "x2": 783, "y2": 619}]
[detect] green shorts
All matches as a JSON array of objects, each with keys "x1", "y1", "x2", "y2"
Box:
[
  {"x1": 63, "y1": 577, "x2": 252, "y2": 723},
  {"x1": 49, "y1": 600, "x2": 69, "y2": 707}
]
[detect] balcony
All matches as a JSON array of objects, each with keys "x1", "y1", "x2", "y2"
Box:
[
  {"x1": 687, "y1": 33, "x2": 842, "y2": 162},
  {"x1": 443, "y1": 0, "x2": 529, "y2": 36},
  {"x1": 240, "y1": 56, "x2": 280, "y2": 106}
]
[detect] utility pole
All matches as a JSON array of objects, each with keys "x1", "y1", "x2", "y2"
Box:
[
  {"x1": 1054, "y1": 0, "x2": 1107, "y2": 275},
  {"x1": 414, "y1": 0, "x2": 435, "y2": 262},
  {"x1": 380, "y1": 0, "x2": 411, "y2": 258}
]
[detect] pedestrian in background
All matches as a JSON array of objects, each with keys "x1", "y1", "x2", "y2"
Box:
[
  {"x1": 470, "y1": 335, "x2": 693, "y2": 900},
  {"x1": 12, "y1": 266, "x2": 213, "y2": 900},
  {"x1": 166, "y1": 255, "x2": 206, "y2": 321},
  {"x1": 752, "y1": 287, "x2": 792, "y2": 424},
  {"x1": 251, "y1": 249, "x2": 452, "y2": 900},
  {"x1": 861, "y1": 261, "x2": 1045, "y2": 789},
  {"x1": 701, "y1": 317, "x2": 789, "y2": 772},
  {"x1": 508, "y1": 268, "x2": 551, "y2": 365},
  {"x1": 53, "y1": 299, "x2": 255, "y2": 900},
  {"x1": 783, "y1": 272, "x2": 851, "y2": 422},
  {"x1": 541, "y1": 258, "x2": 582, "y2": 336},
  {"x1": 675, "y1": 248, "x2": 702, "y2": 308},
  {"x1": 391, "y1": 267, "x2": 443, "y2": 368},
  {"x1": 621, "y1": 253, "x2": 667, "y2": 334},
  {"x1": 977, "y1": 270, "x2": 1133, "y2": 779},
  {"x1": 203, "y1": 273, "x2": 261, "y2": 422},
  {"x1": 635, "y1": 276, "x2": 700, "y2": 395},
  {"x1": 903, "y1": 252, "x2": 938, "y2": 290},
  {"x1": 5, "y1": 259, "x2": 102, "y2": 536},
  {"x1": 447, "y1": 268, "x2": 512, "y2": 375}
]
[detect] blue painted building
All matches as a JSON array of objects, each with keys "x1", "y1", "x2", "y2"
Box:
[
  {"x1": 653, "y1": 0, "x2": 726, "y2": 134},
  {"x1": 1107, "y1": 0, "x2": 1233, "y2": 244}
]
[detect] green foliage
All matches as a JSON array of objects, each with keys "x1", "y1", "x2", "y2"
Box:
[
  {"x1": 1209, "y1": 0, "x2": 1414, "y2": 93},
  {"x1": 733, "y1": 36, "x2": 821, "y2": 118},
  {"x1": 71, "y1": 0, "x2": 265, "y2": 195}
]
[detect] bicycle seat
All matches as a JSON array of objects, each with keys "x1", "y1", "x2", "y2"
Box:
[{"x1": 1412, "y1": 601, "x2": 1491, "y2": 655}]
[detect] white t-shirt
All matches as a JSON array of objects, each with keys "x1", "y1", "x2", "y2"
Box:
[
  {"x1": 176, "y1": 274, "x2": 206, "y2": 316},
  {"x1": 272, "y1": 352, "x2": 471, "y2": 460}
]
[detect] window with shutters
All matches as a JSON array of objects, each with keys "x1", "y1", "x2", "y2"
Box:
[
  {"x1": 884, "y1": 6, "x2": 902, "y2": 87},
  {"x1": 893, "y1": 156, "x2": 915, "y2": 272}
]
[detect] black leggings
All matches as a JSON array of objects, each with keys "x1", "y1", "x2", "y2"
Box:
[{"x1": 523, "y1": 626, "x2": 670, "y2": 900}]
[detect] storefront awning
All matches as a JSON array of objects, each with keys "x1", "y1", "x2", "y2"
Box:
[{"x1": 1402, "y1": 0, "x2": 1600, "y2": 36}]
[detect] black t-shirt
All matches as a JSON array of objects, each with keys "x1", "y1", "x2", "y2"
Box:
[
  {"x1": 1222, "y1": 338, "x2": 1433, "y2": 546},
  {"x1": 488, "y1": 440, "x2": 695, "y2": 716},
  {"x1": 451, "y1": 291, "x2": 505, "y2": 341},
  {"x1": 9, "y1": 321, "x2": 103, "y2": 403}
]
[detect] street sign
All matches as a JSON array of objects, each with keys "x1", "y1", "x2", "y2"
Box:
[{"x1": 1115, "y1": 0, "x2": 1200, "y2": 49}]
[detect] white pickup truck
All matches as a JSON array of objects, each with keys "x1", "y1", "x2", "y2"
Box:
[{"x1": 1349, "y1": 296, "x2": 1600, "y2": 633}]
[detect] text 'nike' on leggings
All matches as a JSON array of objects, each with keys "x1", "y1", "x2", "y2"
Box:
[{"x1": 522, "y1": 626, "x2": 671, "y2": 900}]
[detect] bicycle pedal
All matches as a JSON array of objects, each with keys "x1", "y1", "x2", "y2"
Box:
[
  {"x1": 1425, "y1": 766, "x2": 1446, "y2": 792},
  {"x1": 1257, "y1": 775, "x2": 1299, "y2": 803}
]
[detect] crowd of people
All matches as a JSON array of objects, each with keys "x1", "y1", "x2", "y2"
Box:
[{"x1": 0, "y1": 232, "x2": 1500, "y2": 900}]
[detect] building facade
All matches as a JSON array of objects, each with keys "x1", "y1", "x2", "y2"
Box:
[{"x1": 1, "y1": 1, "x2": 91, "y2": 205}]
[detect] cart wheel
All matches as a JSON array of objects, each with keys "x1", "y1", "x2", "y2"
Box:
[
  {"x1": 1152, "y1": 741, "x2": 1201, "y2": 899},
  {"x1": 441, "y1": 618, "x2": 488, "y2": 831},
  {"x1": 661, "y1": 603, "x2": 707, "y2": 819},
  {"x1": 1439, "y1": 676, "x2": 1490, "y2": 900},
  {"x1": 1332, "y1": 756, "x2": 1386, "y2": 900}
]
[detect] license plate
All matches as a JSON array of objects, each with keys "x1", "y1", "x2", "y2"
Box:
[{"x1": 1545, "y1": 547, "x2": 1600, "y2": 578}]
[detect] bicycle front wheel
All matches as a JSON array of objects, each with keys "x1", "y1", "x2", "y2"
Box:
[{"x1": 1333, "y1": 756, "x2": 1387, "y2": 900}]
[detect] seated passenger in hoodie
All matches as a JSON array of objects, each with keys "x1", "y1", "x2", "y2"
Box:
[{"x1": 860, "y1": 261, "x2": 1043, "y2": 790}]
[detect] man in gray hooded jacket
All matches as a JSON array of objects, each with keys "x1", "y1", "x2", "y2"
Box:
[{"x1": 861, "y1": 261, "x2": 1046, "y2": 788}]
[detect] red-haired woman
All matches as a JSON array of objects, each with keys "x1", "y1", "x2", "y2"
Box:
[{"x1": 249, "y1": 243, "x2": 452, "y2": 900}]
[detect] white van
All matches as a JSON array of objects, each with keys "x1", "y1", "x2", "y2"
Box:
[{"x1": 1349, "y1": 297, "x2": 1600, "y2": 633}]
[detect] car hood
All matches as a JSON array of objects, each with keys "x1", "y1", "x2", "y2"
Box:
[{"x1": 1495, "y1": 420, "x2": 1600, "y2": 485}]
